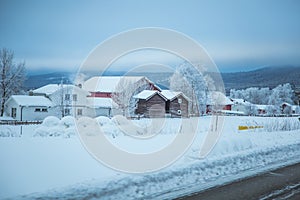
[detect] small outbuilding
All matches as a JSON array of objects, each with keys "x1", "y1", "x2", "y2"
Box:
[
  {"x1": 4, "y1": 95, "x2": 55, "y2": 121},
  {"x1": 161, "y1": 90, "x2": 189, "y2": 117},
  {"x1": 206, "y1": 91, "x2": 233, "y2": 114},
  {"x1": 134, "y1": 90, "x2": 166, "y2": 118}
]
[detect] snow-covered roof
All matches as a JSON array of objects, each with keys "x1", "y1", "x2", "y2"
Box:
[
  {"x1": 83, "y1": 76, "x2": 152, "y2": 93},
  {"x1": 33, "y1": 84, "x2": 75, "y2": 95},
  {"x1": 230, "y1": 98, "x2": 251, "y2": 105},
  {"x1": 160, "y1": 90, "x2": 190, "y2": 101},
  {"x1": 9, "y1": 95, "x2": 53, "y2": 107},
  {"x1": 207, "y1": 91, "x2": 233, "y2": 105},
  {"x1": 133, "y1": 90, "x2": 162, "y2": 100},
  {"x1": 219, "y1": 110, "x2": 245, "y2": 115},
  {"x1": 255, "y1": 105, "x2": 267, "y2": 110},
  {"x1": 87, "y1": 97, "x2": 118, "y2": 108},
  {"x1": 281, "y1": 102, "x2": 292, "y2": 106}
]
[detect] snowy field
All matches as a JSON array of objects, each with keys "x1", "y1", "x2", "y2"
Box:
[{"x1": 0, "y1": 116, "x2": 300, "y2": 199}]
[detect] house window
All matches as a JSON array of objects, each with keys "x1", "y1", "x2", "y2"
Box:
[
  {"x1": 77, "y1": 109, "x2": 82, "y2": 116},
  {"x1": 65, "y1": 94, "x2": 70, "y2": 100},
  {"x1": 73, "y1": 94, "x2": 77, "y2": 101},
  {"x1": 178, "y1": 98, "x2": 182, "y2": 104},
  {"x1": 11, "y1": 108, "x2": 16, "y2": 118},
  {"x1": 64, "y1": 108, "x2": 70, "y2": 115},
  {"x1": 35, "y1": 108, "x2": 48, "y2": 112}
]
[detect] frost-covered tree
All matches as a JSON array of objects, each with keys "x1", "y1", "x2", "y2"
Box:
[
  {"x1": 230, "y1": 89, "x2": 244, "y2": 99},
  {"x1": 0, "y1": 48, "x2": 26, "y2": 116},
  {"x1": 266, "y1": 105, "x2": 281, "y2": 116},
  {"x1": 112, "y1": 77, "x2": 150, "y2": 117},
  {"x1": 259, "y1": 87, "x2": 271, "y2": 104},
  {"x1": 295, "y1": 106, "x2": 300, "y2": 114},
  {"x1": 268, "y1": 83, "x2": 294, "y2": 106},
  {"x1": 245, "y1": 87, "x2": 261, "y2": 104},
  {"x1": 244, "y1": 104, "x2": 258, "y2": 116},
  {"x1": 283, "y1": 105, "x2": 292, "y2": 115},
  {"x1": 170, "y1": 62, "x2": 207, "y2": 115}
]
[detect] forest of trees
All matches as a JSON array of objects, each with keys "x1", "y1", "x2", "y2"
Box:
[
  {"x1": 230, "y1": 83, "x2": 294, "y2": 105},
  {"x1": 230, "y1": 83, "x2": 299, "y2": 115}
]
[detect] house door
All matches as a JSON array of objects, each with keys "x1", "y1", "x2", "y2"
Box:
[
  {"x1": 165, "y1": 100, "x2": 170, "y2": 113},
  {"x1": 11, "y1": 108, "x2": 16, "y2": 118}
]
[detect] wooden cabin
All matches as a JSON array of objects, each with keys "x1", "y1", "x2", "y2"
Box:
[
  {"x1": 161, "y1": 90, "x2": 189, "y2": 117},
  {"x1": 134, "y1": 90, "x2": 166, "y2": 118}
]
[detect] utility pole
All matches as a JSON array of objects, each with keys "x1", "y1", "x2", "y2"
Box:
[{"x1": 60, "y1": 78, "x2": 64, "y2": 118}]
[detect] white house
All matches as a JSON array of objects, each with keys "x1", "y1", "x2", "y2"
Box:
[
  {"x1": 82, "y1": 76, "x2": 160, "y2": 98},
  {"x1": 82, "y1": 76, "x2": 161, "y2": 117},
  {"x1": 4, "y1": 95, "x2": 55, "y2": 121},
  {"x1": 230, "y1": 98, "x2": 252, "y2": 115},
  {"x1": 206, "y1": 92, "x2": 233, "y2": 113},
  {"x1": 32, "y1": 84, "x2": 90, "y2": 118},
  {"x1": 86, "y1": 97, "x2": 120, "y2": 118}
]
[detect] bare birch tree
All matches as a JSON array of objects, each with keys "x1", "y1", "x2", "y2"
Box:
[{"x1": 0, "y1": 48, "x2": 26, "y2": 116}]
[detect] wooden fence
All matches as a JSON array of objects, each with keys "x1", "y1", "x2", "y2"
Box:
[{"x1": 0, "y1": 120, "x2": 42, "y2": 125}]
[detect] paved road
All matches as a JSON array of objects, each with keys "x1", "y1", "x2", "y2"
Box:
[{"x1": 178, "y1": 162, "x2": 300, "y2": 200}]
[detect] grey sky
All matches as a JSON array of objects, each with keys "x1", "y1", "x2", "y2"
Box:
[{"x1": 1, "y1": 0, "x2": 300, "y2": 72}]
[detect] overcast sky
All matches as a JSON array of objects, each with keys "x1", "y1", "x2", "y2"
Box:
[{"x1": 1, "y1": 0, "x2": 300, "y2": 72}]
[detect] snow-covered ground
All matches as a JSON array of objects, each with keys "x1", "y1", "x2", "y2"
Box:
[{"x1": 0, "y1": 116, "x2": 300, "y2": 199}]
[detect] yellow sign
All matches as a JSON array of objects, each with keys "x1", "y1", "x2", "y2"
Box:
[{"x1": 238, "y1": 126, "x2": 264, "y2": 131}]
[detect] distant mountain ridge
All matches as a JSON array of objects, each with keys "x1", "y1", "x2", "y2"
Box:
[
  {"x1": 24, "y1": 72, "x2": 72, "y2": 90},
  {"x1": 222, "y1": 66, "x2": 300, "y2": 93},
  {"x1": 24, "y1": 66, "x2": 300, "y2": 93}
]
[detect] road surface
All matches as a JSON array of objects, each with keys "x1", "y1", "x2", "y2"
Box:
[{"x1": 178, "y1": 162, "x2": 300, "y2": 200}]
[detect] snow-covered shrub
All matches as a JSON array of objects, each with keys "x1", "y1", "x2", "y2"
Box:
[
  {"x1": 42, "y1": 116, "x2": 60, "y2": 127},
  {"x1": 34, "y1": 126, "x2": 49, "y2": 137},
  {"x1": 0, "y1": 127, "x2": 21, "y2": 137},
  {"x1": 34, "y1": 126, "x2": 64, "y2": 137},
  {"x1": 111, "y1": 115, "x2": 128, "y2": 126},
  {"x1": 64, "y1": 127, "x2": 77, "y2": 138},
  {"x1": 263, "y1": 118, "x2": 300, "y2": 132},
  {"x1": 60, "y1": 116, "x2": 76, "y2": 128},
  {"x1": 34, "y1": 116, "x2": 76, "y2": 137},
  {"x1": 76, "y1": 117, "x2": 101, "y2": 136},
  {"x1": 96, "y1": 116, "x2": 112, "y2": 126}
]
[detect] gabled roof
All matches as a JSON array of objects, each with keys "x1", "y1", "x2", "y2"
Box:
[
  {"x1": 33, "y1": 84, "x2": 72, "y2": 95},
  {"x1": 87, "y1": 97, "x2": 118, "y2": 108},
  {"x1": 255, "y1": 105, "x2": 268, "y2": 110},
  {"x1": 83, "y1": 76, "x2": 153, "y2": 93},
  {"x1": 160, "y1": 90, "x2": 190, "y2": 101},
  {"x1": 32, "y1": 84, "x2": 89, "y2": 96},
  {"x1": 207, "y1": 91, "x2": 233, "y2": 105},
  {"x1": 133, "y1": 90, "x2": 167, "y2": 101},
  {"x1": 230, "y1": 98, "x2": 251, "y2": 105},
  {"x1": 8, "y1": 95, "x2": 53, "y2": 107},
  {"x1": 281, "y1": 102, "x2": 292, "y2": 106}
]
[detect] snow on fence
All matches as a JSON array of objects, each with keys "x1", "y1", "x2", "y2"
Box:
[{"x1": 0, "y1": 120, "x2": 42, "y2": 125}]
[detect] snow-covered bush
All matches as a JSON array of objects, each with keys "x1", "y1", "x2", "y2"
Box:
[
  {"x1": 111, "y1": 115, "x2": 129, "y2": 126},
  {"x1": 34, "y1": 116, "x2": 76, "y2": 138},
  {"x1": 0, "y1": 127, "x2": 21, "y2": 137},
  {"x1": 42, "y1": 116, "x2": 60, "y2": 127},
  {"x1": 60, "y1": 116, "x2": 76, "y2": 128},
  {"x1": 263, "y1": 118, "x2": 300, "y2": 132},
  {"x1": 96, "y1": 116, "x2": 112, "y2": 126}
]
